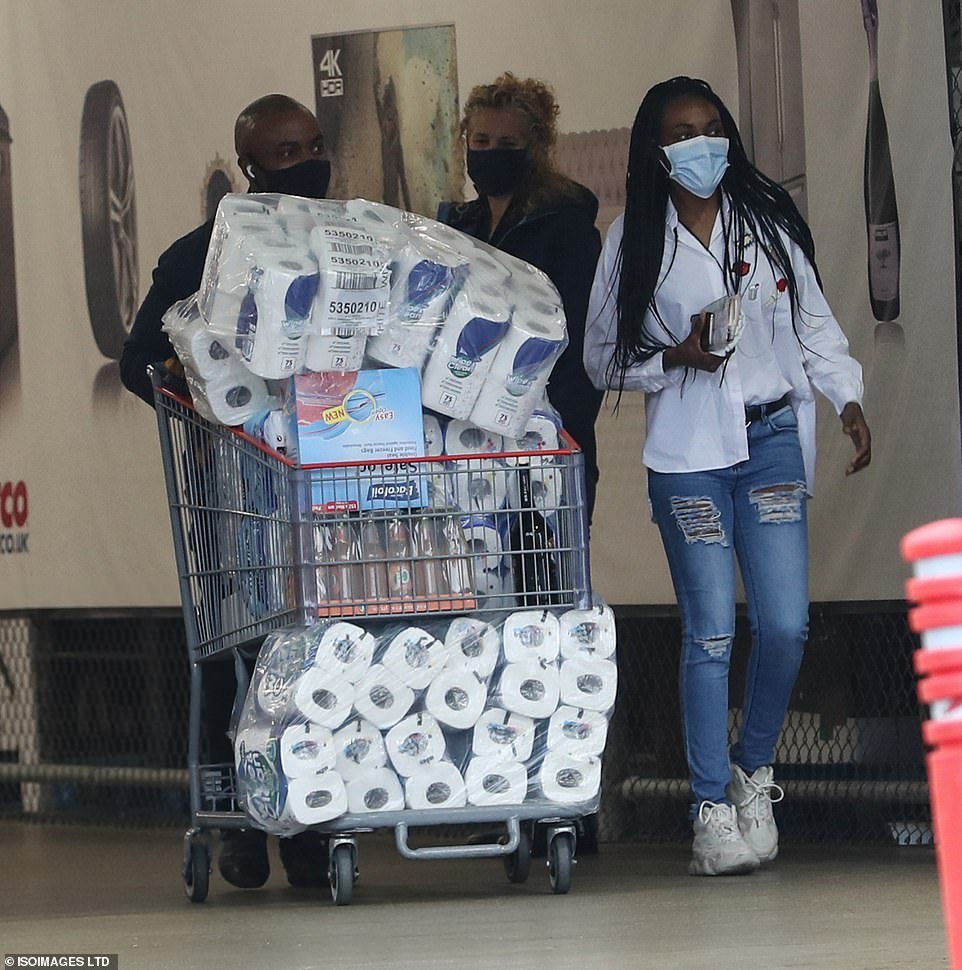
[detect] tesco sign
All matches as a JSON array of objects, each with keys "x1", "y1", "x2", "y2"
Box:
[{"x1": 1, "y1": 481, "x2": 29, "y2": 554}]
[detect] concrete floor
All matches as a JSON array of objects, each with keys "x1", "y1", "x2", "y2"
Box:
[{"x1": 0, "y1": 823, "x2": 948, "y2": 970}]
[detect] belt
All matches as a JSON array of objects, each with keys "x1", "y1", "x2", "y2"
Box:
[{"x1": 744, "y1": 392, "x2": 791, "y2": 425}]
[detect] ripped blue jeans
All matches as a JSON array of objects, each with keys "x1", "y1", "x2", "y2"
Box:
[{"x1": 647, "y1": 404, "x2": 809, "y2": 809}]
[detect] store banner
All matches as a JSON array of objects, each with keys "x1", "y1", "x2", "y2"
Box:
[{"x1": 0, "y1": 0, "x2": 955, "y2": 609}]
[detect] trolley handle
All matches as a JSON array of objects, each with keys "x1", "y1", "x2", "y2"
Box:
[{"x1": 394, "y1": 817, "x2": 521, "y2": 860}]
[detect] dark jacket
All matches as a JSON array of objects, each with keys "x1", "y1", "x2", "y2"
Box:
[
  {"x1": 120, "y1": 219, "x2": 215, "y2": 405},
  {"x1": 443, "y1": 184, "x2": 604, "y2": 518}
]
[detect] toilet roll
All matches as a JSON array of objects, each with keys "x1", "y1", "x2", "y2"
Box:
[
  {"x1": 472, "y1": 708, "x2": 536, "y2": 763},
  {"x1": 189, "y1": 363, "x2": 273, "y2": 427},
  {"x1": 346, "y1": 766, "x2": 405, "y2": 814},
  {"x1": 420, "y1": 294, "x2": 511, "y2": 419},
  {"x1": 345, "y1": 199, "x2": 407, "y2": 247},
  {"x1": 498, "y1": 659, "x2": 561, "y2": 720},
  {"x1": 365, "y1": 320, "x2": 438, "y2": 370},
  {"x1": 352, "y1": 663, "x2": 415, "y2": 730},
  {"x1": 233, "y1": 240, "x2": 320, "y2": 378},
  {"x1": 255, "y1": 629, "x2": 313, "y2": 717},
  {"x1": 381, "y1": 627, "x2": 450, "y2": 690},
  {"x1": 502, "y1": 610, "x2": 561, "y2": 664},
  {"x1": 559, "y1": 603, "x2": 617, "y2": 660},
  {"x1": 332, "y1": 716, "x2": 388, "y2": 782},
  {"x1": 286, "y1": 771, "x2": 349, "y2": 825},
  {"x1": 506, "y1": 461, "x2": 563, "y2": 513},
  {"x1": 502, "y1": 411, "x2": 562, "y2": 463},
  {"x1": 444, "y1": 617, "x2": 501, "y2": 679},
  {"x1": 162, "y1": 299, "x2": 234, "y2": 381},
  {"x1": 293, "y1": 668, "x2": 356, "y2": 728},
  {"x1": 538, "y1": 751, "x2": 602, "y2": 806},
  {"x1": 508, "y1": 267, "x2": 561, "y2": 309},
  {"x1": 279, "y1": 722, "x2": 337, "y2": 780},
  {"x1": 559, "y1": 657, "x2": 618, "y2": 712},
  {"x1": 423, "y1": 414, "x2": 445, "y2": 457},
  {"x1": 465, "y1": 249, "x2": 512, "y2": 288},
  {"x1": 424, "y1": 667, "x2": 488, "y2": 730},
  {"x1": 546, "y1": 706, "x2": 609, "y2": 757},
  {"x1": 390, "y1": 244, "x2": 468, "y2": 327},
  {"x1": 469, "y1": 309, "x2": 567, "y2": 438},
  {"x1": 385, "y1": 711, "x2": 447, "y2": 776},
  {"x1": 307, "y1": 621, "x2": 376, "y2": 684},
  {"x1": 304, "y1": 330, "x2": 367, "y2": 372},
  {"x1": 443, "y1": 419, "x2": 505, "y2": 459},
  {"x1": 465, "y1": 757, "x2": 528, "y2": 807},
  {"x1": 404, "y1": 761, "x2": 467, "y2": 810},
  {"x1": 460, "y1": 514, "x2": 503, "y2": 572}
]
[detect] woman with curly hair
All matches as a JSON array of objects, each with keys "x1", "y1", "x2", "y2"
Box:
[
  {"x1": 442, "y1": 73, "x2": 604, "y2": 522},
  {"x1": 584, "y1": 76, "x2": 871, "y2": 876}
]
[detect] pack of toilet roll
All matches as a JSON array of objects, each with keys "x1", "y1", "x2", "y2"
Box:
[
  {"x1": 234, "y1": 599, "x2": 617, "y2": 834},
  {"x1": 170, "y1": 193, "x2": 568, "y2": 438}
]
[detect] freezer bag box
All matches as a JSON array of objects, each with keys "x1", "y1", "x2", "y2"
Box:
[{"x1": 288, "y1": 368, "x2": 427, "y2": 512}]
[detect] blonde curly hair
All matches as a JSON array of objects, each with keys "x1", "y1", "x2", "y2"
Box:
[{"x1": 461, "y1": 73, "x2": 577, "y2": 210}]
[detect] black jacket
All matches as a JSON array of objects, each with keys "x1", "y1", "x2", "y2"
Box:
[
  {"x1": 120, "y1": 219, "x2": 215, "y2": 405},
  {"x1": 443, "y1": 185, "x2": 604, "y2": 516}
]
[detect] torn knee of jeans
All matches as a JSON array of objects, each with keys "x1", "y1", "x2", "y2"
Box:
[
  {"x1": 669, "y1": 496, "x2": 727, "y2": 545},
  {"x1": 694, "y1": 633, "x2": 733, "y2": 659},
  {"x1": 748, "y1": 482, "x2": 806, "y2": 524}
]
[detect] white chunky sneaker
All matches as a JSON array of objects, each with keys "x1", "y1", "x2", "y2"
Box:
[
  {"x1": 727, "y1": 765, "x2": 785, "y2": 863},
  {"x1": 688, "y1": 801, "x2": 760, "y2": 876}
]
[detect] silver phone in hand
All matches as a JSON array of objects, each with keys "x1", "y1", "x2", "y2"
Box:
[{"x1": 698, "y1": 293, "x2": 743, "y2": 355}]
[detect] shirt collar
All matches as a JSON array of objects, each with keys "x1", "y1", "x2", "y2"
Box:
[{"x1": 664, "y1": 193, "x2": 731, "y2": 243}]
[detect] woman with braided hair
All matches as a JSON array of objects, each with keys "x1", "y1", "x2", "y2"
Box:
[{"x1": 585, "y1": 76, "x2": 871, "y2": 876}]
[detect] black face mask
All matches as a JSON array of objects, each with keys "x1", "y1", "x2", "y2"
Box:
[
  {"x1": 251, "y1": 158, "x2": 331, "y2": 199},
  {"x1": 467, "y1": 148, "x2": 529, "y2": 198}
]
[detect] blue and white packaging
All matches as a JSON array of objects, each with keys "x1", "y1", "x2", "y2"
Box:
[{"x1": 288, "y1": 368, "x2": 427, "y2": 513}]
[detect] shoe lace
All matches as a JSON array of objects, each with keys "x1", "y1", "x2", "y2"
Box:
[
  {"x1": 740, "y1": 772, "x2": 785, "y2": 823},
  {"x1": 698, "y1": 801, "x2": 742, "y2": 843}
]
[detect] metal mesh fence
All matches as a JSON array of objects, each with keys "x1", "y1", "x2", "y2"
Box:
[{"x1": 0, "y1": 601, "x2": 925, "y2": 843}]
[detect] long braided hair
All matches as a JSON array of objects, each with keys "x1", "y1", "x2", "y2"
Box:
[{"x1": 608, "y1": 76, "x2": 819, "y2": 393}]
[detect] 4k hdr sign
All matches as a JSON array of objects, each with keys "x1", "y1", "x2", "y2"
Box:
[{"x1": 1, "y1": 480, "x2": 29, "y2": 554}]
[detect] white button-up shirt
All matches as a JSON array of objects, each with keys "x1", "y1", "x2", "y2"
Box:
[{"x1": 584, "y1": 198, "x2": 864, "y2": 493}]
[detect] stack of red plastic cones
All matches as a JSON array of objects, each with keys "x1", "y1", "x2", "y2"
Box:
[{"x1": 902, "y1": 518, "x2": 962, "y2": 969}]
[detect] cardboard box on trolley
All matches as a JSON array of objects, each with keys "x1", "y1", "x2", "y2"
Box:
[{"x1": 284, "y1": 367, "x2": 427, "y2": 513}]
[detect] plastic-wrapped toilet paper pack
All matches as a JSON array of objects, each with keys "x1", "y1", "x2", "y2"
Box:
[
  {"x1": 353, "y1": 663, "x2": 415, "y2": 730},
  {"x1": 501, "y1": 411, "x2": 562, "y2": 463},
  {"x1": 497, "y1": 659, "x2": 561, "y2": 720},
  {"x1": 472, "y1": 708, "x2": 536, "y2": 763},
  {"x1": 465, "y1": 757, "x2": 527, "y2": 806},
  {"x1": 293, "y1": 668, "x2": 356, "y2": 728},
  {"x1": 385, "y1": 711, "x2": 446, "y2": 776},
  {"x1": 161, "y1": 294, "x2": 233, "y2": 381},
  {"x1": 460, "y1": 515, "x2": 503, "y2": 573},
  {"x1": 304, "y1": 621, "x2": 376, "y2": 684},
  {"x1": 444, "y1": 617, "x2": 501, "y2": 679},
  {"x1": 546, "y1": 706, "x2": 609, "y2": 758},
  {"x1": 420, "y1": 293, "x2": 511, "y2": 419},
  {"x1": 559, "y1": 602, "x2": 617, "y2": 660},
  {"x1": 469, "y1": 306, "x2": 568, "y2": 438},
  {"x1": 424, "y1": 667, "x2": 487, "y2": 730},
  {"x1": 502, "y1": 610, "x2": 561, "y2": 664},
  {"x1": 381, "y1": 627, "x2": 450, "y2": 690},
  {"x1": 389, "y1": 243, "x2": 469, "y2": 328},
  {"x1": 186, "y1": 362, "x2": 275, "y2": 427},
  {"x1": 365, "y1": 319, "x2": 438, "y2": 371},
  {"x1": 279, "y1": 722, "x2": 336, "y2": 780},
  {"x1": 405, "y1": 761, "x2": 467, "y2": 810},
  {"x1": 423, "y1": 413, "x2": 446, "y2": 457},
  {"x1": 333, "y1": 716, "x2": 388, "y2": 781},
  {"x1": 538, "y1": 751, "x2": 602, "y2": 806},
  {"x1": 559, "y1": 657, "x2": 618, "y2": 712},
  {"x1": 443, "y1": 419, "x2": 504, "y2": 459},
  {"x1": 286, "y1": 771, "x2": 349, "y2": 824},
  {"x1": 346, "y1": 765, "x2": 405, "y2": 814},
  {"x1": 506, "y1": 460, "x2": 563, "y2": 513}
]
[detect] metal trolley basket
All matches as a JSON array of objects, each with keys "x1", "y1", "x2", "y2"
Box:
[{"x1": 152, "y1": 376, "x2": 593, "y2": 904}]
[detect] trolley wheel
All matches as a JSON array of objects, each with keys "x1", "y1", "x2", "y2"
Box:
[
  {"x1": 183, "y1": 837, "x2": 210, "y2": 903},
  {"x1": 329, "y1": 843, "x2": 354, "y2": 906},
  {"x1": 504, "y1": 827, "x2": 532, "y2": 884},
  {"x1": 548, "y1": 833, "x2": 573, "y2": 895}
]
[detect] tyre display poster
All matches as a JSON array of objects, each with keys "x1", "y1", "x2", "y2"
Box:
[{"x1": 0, "y1": 0, "x2": 956, "y2": 609}]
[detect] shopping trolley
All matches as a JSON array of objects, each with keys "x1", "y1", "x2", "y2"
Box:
[{"x1": 152, "y1": 371, "x2": 594, "y2": 904}]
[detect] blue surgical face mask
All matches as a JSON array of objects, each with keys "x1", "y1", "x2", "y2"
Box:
[{"x1": 660, "y1": 135, "x2": 730, "y2": 198}]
